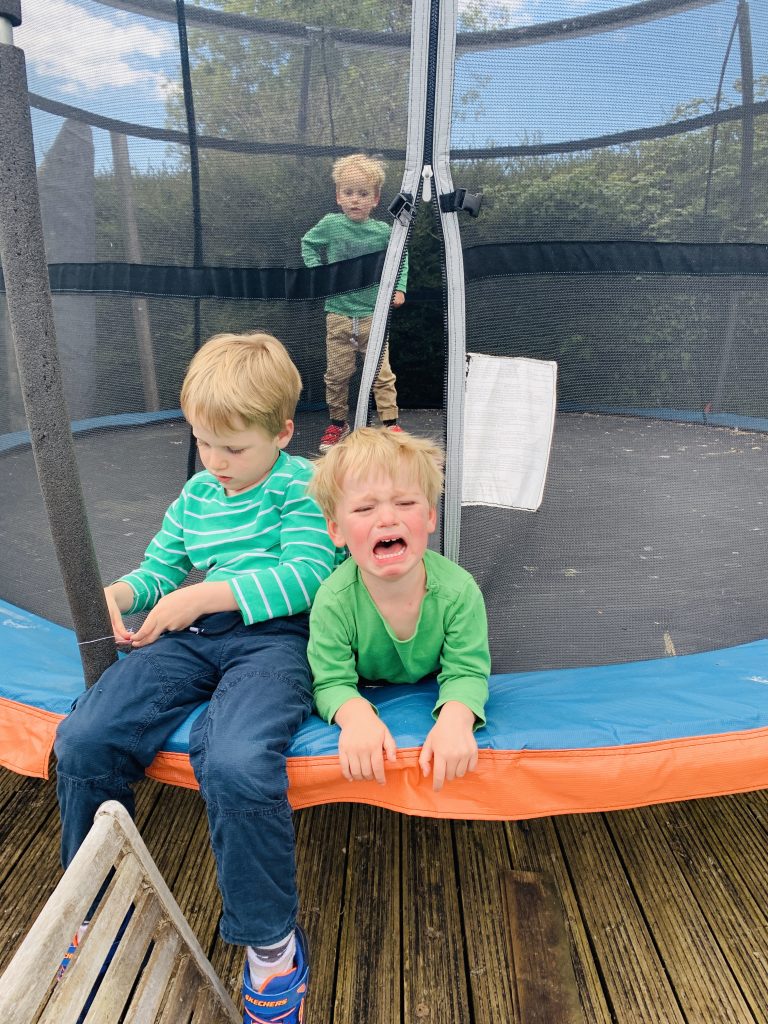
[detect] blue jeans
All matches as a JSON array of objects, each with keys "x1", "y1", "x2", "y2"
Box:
[{"x1": 54, "y1": 611, "x2": 312, "y2": 947}]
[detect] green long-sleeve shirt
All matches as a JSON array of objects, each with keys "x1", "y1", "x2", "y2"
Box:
[
  {"x1": 308, "y1": 549, "x2": 490, "y2": 726},
  {"x1": 301, "y1": 213, "x2": 409, "y2": 317},
  {"x1": 119, "y1": 451, "x2": 339, "y2": 625}
]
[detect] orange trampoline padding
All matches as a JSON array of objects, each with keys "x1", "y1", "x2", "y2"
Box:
[
  {"x1": 146, "y1": 727, "x2": 768, "y2": 820},
  {"x1": 2, "y1": 597, "x2": 768, "y2": 820},
  {"x1": 3, "y1": 700, "x2": 768, "y2": 822}
]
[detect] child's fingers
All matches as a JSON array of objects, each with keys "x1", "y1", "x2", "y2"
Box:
[
  {"x1": 371, "y1": 748, "x2": 387, "y2": 786},
  {"x1": 129, "y1": 622, "x2": 157, "y2": 647},
  {"x1": 105, "y1": 602, "x2": 130, "y2": 642},
  {"x1": 383, "y1": 728, "x2": 398, "y2": 762},
  {"x1": 111, "y1": 619, "x2": 132, "y2": 643},
  {"x1": 418, "y1": 737, "x2": 433, "y2": 777},
  {"x1": 131, "y1": 609, "x2": 169, "y2": 646},
  {"x1": 342, "y1": 750, "x2": 361, "y2": 781},
  {"x1": 431, "y1": 754, "x2": 447, "y2": 792},
  {"x1": 339, "y1": 751, "x2": 353, "y2": 782},
  {"x1": 345, "y1": 751, "x2": 374, "y2": 782},
  {"x1": 454, "y1": 752, "x2": 478, "y2": 779}
]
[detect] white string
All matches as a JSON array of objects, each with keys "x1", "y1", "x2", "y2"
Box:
[{"x1": 78, "y1": 634, "x2": 130, "y2": 646}]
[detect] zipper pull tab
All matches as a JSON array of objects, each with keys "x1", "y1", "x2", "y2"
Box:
[{"x1": 421, "y1": 164, "x2": 433, "y2": 203}]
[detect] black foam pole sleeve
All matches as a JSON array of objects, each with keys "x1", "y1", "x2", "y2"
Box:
[
  {"x1": 0, "y1": 1, "x2": 21, "y2": 27},
  {"x1": 0, "y1": 42, "x2": 116, "y2": 685}
]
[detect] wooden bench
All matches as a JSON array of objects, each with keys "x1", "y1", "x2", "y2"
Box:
[{"x1": 0, "y1": 800, "x2": 239, "y2": 1023}]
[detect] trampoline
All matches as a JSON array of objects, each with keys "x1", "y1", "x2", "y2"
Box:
[{"x1": 1, "y1": 0, "x2": 768, "y2": 819}]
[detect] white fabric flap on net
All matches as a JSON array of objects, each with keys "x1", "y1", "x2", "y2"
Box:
[{"x1": 462, "y1": 353, "x2": 557, "y2": 512}]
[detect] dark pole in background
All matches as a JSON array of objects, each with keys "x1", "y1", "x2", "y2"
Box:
[
  {"x1": 736, "y1": 0, "x2": 754, "y2": 232},
  {"x1": 711, "y1": 0, "x2": 754, "y2": 415},
  {"x1": 0, "y1": 1, "x2": 116, "y2": 684},
  {"x1": 176, "y1": 0, "x2": 205, "y2": 480},
  {"x1": 111, "y1": 130, "x2": 160, "y2": 412}
]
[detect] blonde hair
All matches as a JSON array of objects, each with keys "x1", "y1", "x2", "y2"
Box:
[
  {"x1": 310, "y1": 427, "x2": 444, "y2": 519},
  {"x1": 180, "y1": 332, "x2": 302, "y2": 437},
  {"x1": 332, "y1": 154, "x2": 386, "y2": 194}
]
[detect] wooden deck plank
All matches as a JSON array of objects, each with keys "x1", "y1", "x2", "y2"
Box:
[
  {"x1": 506, "y1": 818, "x2": 612, "y2": 1024},
  {"x1": 503, "y1": 870, "x2": 586, "y2": 1024},
  {"x1": 0, "y1": 767, "x2": 40, "y2": 815},
  {"x1": 0, "y1": 784, "x2": 65, "y2": 968},
  {"x1": 294, "y1": 803, "x2": 351, "y2": 1024},
  {"x1": 333, "y1": 805, "x2": 401, "y2": 1024},
  {"x1": 651, "y1": 797, "x2": 768, "y2": 1019},
  {"x1": 0, "y1": 775, "x2": 58, "y2": 886},
  {"x1": 556, "y1": 812, "x2": 686, "y2": 1024},
  {"x1": 454, "y1": 820, "x2": 519, "y2": 1024},
  {"x1": 680, "y1": 794, "x2": 768, "y2": 914},
  {"x1": 139, "y1": 783, "x2": 208, "y2": 888},
  {"x1": 207, "y1": 938, "x2": 243, "y2": 1022},
  {"x1": 742, "y1": 787, "x2": 768, "y2": 828},
  {"x1": 148, "y1": 789, "x2": 220, "y2": 954},
  {"x1": 136, "y1": 780, "x2": 226, "y2": 964},
  {"x1": 401, "y1": 817, "x2": 471, "y2": 1024},
  {"x1": 607, "y1": 805, "x2": 757, "y2": 1023},
  {"x1": 2, "y1": 767, "x2": 768, "y2": 1024}
]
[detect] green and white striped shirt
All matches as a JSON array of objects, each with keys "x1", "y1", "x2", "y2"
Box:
[{"x1": 119, "y1": 451, "x2": 338, "y2": 624}]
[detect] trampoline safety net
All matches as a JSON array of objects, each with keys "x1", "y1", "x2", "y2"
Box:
[{"x1": 1, "y1": 0, "x2": 767, "y2": 675}]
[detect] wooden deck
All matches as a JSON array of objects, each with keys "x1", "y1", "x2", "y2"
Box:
[{"x1": 1, "y1": 763, "x2": 767, "y2": 1023}]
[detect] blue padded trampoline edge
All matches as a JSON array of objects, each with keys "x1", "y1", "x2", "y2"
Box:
[{"x1": 2, "y1": 598, "x2": 768, "y2": 757}]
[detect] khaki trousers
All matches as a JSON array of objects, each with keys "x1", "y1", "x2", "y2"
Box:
[{"x1": 324, "y1": 312, "x2": 398, "y2": 423}]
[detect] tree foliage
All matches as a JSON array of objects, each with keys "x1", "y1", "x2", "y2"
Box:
[{"x1": 89, "y1": 4, "x2": 768, "y2": 423}]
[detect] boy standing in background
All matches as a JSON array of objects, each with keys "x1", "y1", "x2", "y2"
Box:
[{"x1": 301, "y1": 154, "x2": 409, "y2": 452}]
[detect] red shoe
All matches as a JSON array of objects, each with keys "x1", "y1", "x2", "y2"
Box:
[
  {"x1": 387, "y1": 423, "x2": 403, "y2": 433},
  {"x1": 319, "y1": 422, "x2": 350, "y2": 453}
]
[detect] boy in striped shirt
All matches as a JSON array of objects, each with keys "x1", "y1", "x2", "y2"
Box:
[{"x1": 55, "y1": 332, "x2": 337, "y2": 1023}]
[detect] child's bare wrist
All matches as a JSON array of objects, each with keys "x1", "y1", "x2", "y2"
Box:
[
  {"x1": 334, "y1": 696, "x2": 376, "y2": 729},
  {"x1": 438, "y1": 700, "x2": 476, "y2": 726}
]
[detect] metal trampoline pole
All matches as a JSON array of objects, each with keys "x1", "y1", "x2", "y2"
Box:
[{"x1": 0, "y1": 5, "x2": 116, "y2": 685}]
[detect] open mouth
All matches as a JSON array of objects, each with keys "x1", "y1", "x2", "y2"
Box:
[{"x1": 373, "y1": 536, "x2": 407, "y2": 560}]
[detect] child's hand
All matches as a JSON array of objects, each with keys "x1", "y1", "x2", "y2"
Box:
[
  {"x1": 419, "y1": 701, "x2": 478, "y2": 792},
  {"x1": 334, "y1": 697, "x2": 397, "y2": 785},
  {"x1": 391, "y1": 290, "x2": 405, "y2": 308},
  {"x1": 129, "y1": 584, "x2": 210, "y2": 647},
  {"x1": 103, "y1": 583, "x2": 134, "y2": 643}
]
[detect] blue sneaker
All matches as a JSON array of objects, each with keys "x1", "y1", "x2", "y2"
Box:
[
  {"x1": 242, "y1": 926, "x2": 309, "y2": 1023},
  {"x1": 57, "y1": 906, "x2": 133, "y2": 980},
  {"x1": 55, "y1": 907, "x2": 134, "y2": 1023},
  {"x1": 56, "y1": 932, "x2": 83, "y2": 981}
]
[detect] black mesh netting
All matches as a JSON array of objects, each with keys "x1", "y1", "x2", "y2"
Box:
[{"x1": 2, "y1": 0, "x2": 767, "y2": 674}]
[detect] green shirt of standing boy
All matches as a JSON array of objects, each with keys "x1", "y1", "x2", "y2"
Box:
[
  {"x1": 301, "y1": 155, "x2": 409, "y2": 454},
  {"x1": 308, "y1": 427, "x2": 490, "y2": 792}
]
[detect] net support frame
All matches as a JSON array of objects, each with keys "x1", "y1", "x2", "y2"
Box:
[
  {"x1": 354, "y1": 0, "x2": 468, "y2": 561},
  {"x1": 432, "y1": 0, "x2": 465, "y2": 562},
  {"x1": 0, "y1": 36, "x2": 116, "y2": 685},
  {"x1": 353, "y1": 0, "x2": 430, "y2": 432},
  {"x1": 355, "y1": 0, "x2": 468, "y2": 560}
]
